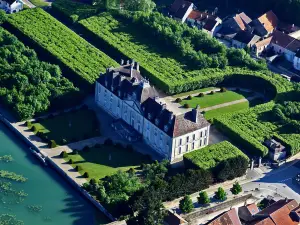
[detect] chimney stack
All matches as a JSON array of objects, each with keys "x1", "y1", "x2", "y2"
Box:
[
  {"x1": 136, "y1": 62, "x2": 140, "y2": 71},
  {"x1": 130, "y1": 63, "x2": 133, "y2": 77},
  {"x1": 192, "y1": 105, "x2": 200, "y2": 123},
  {"x1": 126, "y1": 60, "x2": 130, "y2": 65},
  {"x1": 120, "y1": 59, "x2": 124, "y2": 65}
]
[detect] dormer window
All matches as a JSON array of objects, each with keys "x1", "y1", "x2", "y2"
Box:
[
  {"x1": 111, "y1": 86, "x2": 114, "y2": 92},
  {"x1": 118, "y1": 90, "x2": 121, "y2": 97},
  {"x1": 164, "y1": 125, "x2": 168, "y2": 132},
  {"x1": 155, "y1": 118, "x2": 159, "y2": 125},
  {"x1": 105, "y1": 80, "x2": 108, "y2": 87},
  {"x1": 148, "y1": 113, "x2": 152, "y2": 120}
]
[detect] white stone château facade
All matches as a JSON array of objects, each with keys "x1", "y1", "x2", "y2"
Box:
[{"x1": 95, "y1": 60, "x2": 210, "y2": 161}]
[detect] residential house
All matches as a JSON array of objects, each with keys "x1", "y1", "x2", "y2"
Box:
[
  {"x1": 264, "y1": 138, "x2": 287, "y2": 161},
  {"x1": 252, "y1": 10, "x2": 278, "y2": 37},
  {"x1": 186, "y1": 10, "x2": 222, "y2": 36},
  {"x1": 0, "y1": 0, "x2": 23, "y2": 13},
  {"x1": 216, "y1": 12, "x2": 252, "y2": 40},
  {"x1": 232, "y1": 30, "x2": 260, "y2": 49},
  {"x1": 252, "y1": 36, "x2": 273, "y2": 56},
  {"x1": 95, "y1": 60, "x2": 210, "y2": 162},
  {"x1": 277, "y1": 21, "x2": 300, "y2": 38},
  {"x1": 293, "y1": 50, "x2": 300, "y2": 71},
  {"x1": 238, "y1": 203, "x2": 260, "y2": 222},
  {"x1": 206, "y1": 208, "x2": 242, "y2": 225},
  {"x1": 249, "y1": 199, "x2": 299, "y2": 225},
  {"x1": 169, "y1": 0, "x2": 194, "y2": 23}
]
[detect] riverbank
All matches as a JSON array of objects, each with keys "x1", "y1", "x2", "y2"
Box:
[{"x1": 0, "y1": 114, "x2": 115, "y2": 222}]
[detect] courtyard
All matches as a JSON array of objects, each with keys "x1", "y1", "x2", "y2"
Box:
[
  {"x1": 65, "y1": 145, "x2": 152, "y2": 180},
  {"x1": 29, "y1": 108, "x2": 100, "y2": 145}
]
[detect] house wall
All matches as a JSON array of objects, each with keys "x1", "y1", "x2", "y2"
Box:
[
  {"x1": 293, "y1": 56, "x2": 300, "y2": 71},
  {"x1": 271, "y1": 43, "x2": 295, "y2": 62},
  {"x1": 171, "y1": 125, "x2": 210, "y2": 161},
  {"x1": 95, "y1": 81, "x2": 210, "y2": 161},
  {"x1": 0, "y1": 0, "x2": 23, "y2": 13},
  {"x1": 232, "y1": 39, "x2": 246, "y2": 49}
]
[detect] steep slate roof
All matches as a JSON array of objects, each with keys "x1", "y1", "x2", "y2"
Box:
[
  {"x1": 187, "y1": 10, "x2": 219, "y2": 31},
  {"x1": 238, "y1": 12, "x2": 252, "y2": 24},
  {"x1": 207, "y1": 208, "x2": 242, "y2": 225},
  {"x1": 97, "y1": 63, "x2": 158, "y2": 104},
  {"x1": 4, "y1": 0, "x2": 16, "y2": 5},
  {"x1": 142, "y1": 98, "x2": 209, "y2": 137},
  {"x1": 277, "y1": 21, "x2": 300, "y2": 34},
  {"x1": 272, "y1": 30, "x2": 300, "y2": 52},
  {"x1": 233, "y1": 30, "x2": 260, "y2": 45},
  {"x1": 170, "y1": 0, "x2": 193, "y2": 20}
]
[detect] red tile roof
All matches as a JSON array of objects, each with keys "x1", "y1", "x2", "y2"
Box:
[
  {"x1": 207, "y1": 209, "x2": 242, "y2": 225},
  {"x1": 257, "y1": 10, "x2": 278, "y2": 33},
  {"x1": 233, "y1": 14, "x2": 246, "y2": 30}
]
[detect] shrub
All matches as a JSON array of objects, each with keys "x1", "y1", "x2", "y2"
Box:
[
  {"x1": 187, "y1": 95, "x2": 192, "y2": 100},
  {"x1": 231, "y1": 182, "x2": 242, "y2": 195},
  {"x1": 214, "y1": 187, "x2": 227, "y2": 201},
  {"x1": 60, "y1": 151, "x2": 68, "y2": 158},
  {"x1": 198, "y1": 191, "x2": 210, "y2": 205},
  {"x1": 31, "y1": 125, "x2": 37, "y2": 132},
  {"x1": 175, "y1": 98, "x2": 182, "y2": 103},
  {"x1": 184, "y1": 141, "x2": 249, "y2": 180},
  {"x1": 220, "y1": 87, "x2": 227, "y2": 92},
  {"x1": 210, "y1": 90, "x2": 215, "y2": 95},
  {"x1": 104, "y1": 138, "x2": 113, "y2": 146},
  {"x1": 36, "y1": 131, "x2": 42, "y2": 138},
  {"x1": 179, "y1": 195, "x2": 194, "y2": 213},
  {"x1": 48, "y1": 140, "x2": 57, "y2": 148},
  {"x1": 184, "y1": 103, "x2": 190, "y2": 108},
  {"x1": 128, "y1": 168, "x2": 136, "y2": 175},
  {"x1": 61, "y1": 139, "x2": 67, "y2": 145},
  {"x1": 26, "y1": 121, "x2": 32, "y2": 127},
  {"x1": 89, "y1": 178, "x2": 96, "y2": 185},
  {"x1": 68, "y1": 158, "x2": 73, "y2": 164},
  {"x1": 75, "y1": 165, "x2": 83, "y2": 171},
  {"x1": 83, "y1": 172, "x2": 89, "y2": 178},
  {"x1": 198, "y1": 93, "x2": 205, "y2": 97}
]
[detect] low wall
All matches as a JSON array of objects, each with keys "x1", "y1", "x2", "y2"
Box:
[
  {"x1": 183, "y1": 194, "x2": 252, "y2": 222},
  {"x1": 0, "y1": 114, "x2": 115, "y2": 222}
]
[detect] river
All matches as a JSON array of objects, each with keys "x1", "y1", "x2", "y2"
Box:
[{"x1": 0, "y1": 122, "x2": 109, "y2": 225}]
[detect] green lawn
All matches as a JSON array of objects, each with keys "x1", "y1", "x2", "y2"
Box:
[
  {"x1": 180, "y1": 90, "x2": 253, "y2": 109},
  {"x1": 30, "y1": 109, "x2": 99, "y2": 145},
  {"x1": 204, "y1": 102, "x2": 250, "y2": 120},
  {"x1": 172, "y1": 87, "x2": 216, "y2": 98},
  {"x1": 66, "y1": 145, "x2": 152, "y2": 180},
  {"x1": 29, "y1": 0, "x2": 49, "y2": 7}
]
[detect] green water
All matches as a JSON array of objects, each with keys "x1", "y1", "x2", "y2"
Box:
[{"x1": 0, "y1": 123, "x2": 110, "y2": 225}]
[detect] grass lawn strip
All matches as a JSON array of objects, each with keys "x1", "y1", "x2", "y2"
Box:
[
  {"x1": 31, "y1": 109, "x2": 99, "y2": 145},
  {"x1": 204, "y1": 102, "x2": 250, "y2": 120},
  {"x1": 66, "y1": 146, "x2": 151, "y2": 180},
  {"x1": 180, "y1": 90, "x2": 252, "y2": 109}
]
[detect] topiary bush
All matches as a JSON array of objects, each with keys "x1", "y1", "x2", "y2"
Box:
[
  {"x1": 25, "y1": 121, "x2": 32, "y2": 127},
  {"x1": 220, "y1": 87, "x2": 227, "y2": 92},
  {"x1": 60, "y1": 151, "x2": 68, "y2": 158},
  {"x1": 184, "y1": 103, "x2": 190, "y2": 108},
  {"x1": 210, "y1": 91, "x2": 215, "y2": 95},
  {"x1": 48, "y1": 140, "x2": 57, "y2": 148},
  {"x1": 175, "y1": 98, "x2": 182, "y2": 103},
  {"x1": 75, "y1": 165, "x2": 83, "y2": 171},
  {"x1": 31, "y1": 125, "x2": 37, "y2": 132},
  {"x1": 83, "y1": 172, "x2": 89, "y2": 178},
  {"x1": 73, "y1": 150, "x2": 79, "y2": 155},
  {"x1": 198, "y1": 93, "x2": 205, "y2": 97},
  {"x1": 68, "y1": 158, "x2": 73, "y2": 164},
  {"x1": 187, "y1": 95, "x2": 192, "y2": 100}
]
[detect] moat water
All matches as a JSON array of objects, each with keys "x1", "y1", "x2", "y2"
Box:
[{"x1": 0, "y1": 122, "x2": 109, "y2": 225}]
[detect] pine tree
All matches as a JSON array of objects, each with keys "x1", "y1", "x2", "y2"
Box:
[
  {"x1": 198, "y1": 191, "x2": 210, "y2": 205},
  {"x1": 231, "y1": 182, "x2": 242, "y2": 195},
  {"x1": 214, "y1": 187, "x2": 227, "y2": 201},
  {"x1": 179, "y1": 195, "x2": 194, "y2": 213}
]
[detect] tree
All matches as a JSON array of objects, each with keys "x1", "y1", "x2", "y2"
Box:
[
  {"x1": 142, "y1": 160, "x2": 169, "y2": 181},
  {"x1": 123, "y1": 0, "x2": 156, "y2": 12},
  {"x1": 179, "y1": 195, "x2": 194, "y2": 213},
  {"x1": 49, "y1": 140, "x2": 57, "y2": 148},
  {"x1": 217, "y1": 156, "x2": 249, "y2": 181},
  {"x1": 231, "y1": 182, "x2": 242, "y2": 195},
  {"x1": 214, "y1": 187, "x2": 227, "y2": 201},
  {"x1": 198, "y1": 191, "x2": 210, "y2": 205},
  {"x1": 0, "y1": 10, "x2": 7, "y2": 24}
]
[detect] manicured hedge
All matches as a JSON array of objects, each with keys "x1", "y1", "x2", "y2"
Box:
[
  {"x1": 78, "y1": 12, "x2": 294, "y2": 95},
  {"x1": 184, "y1": 141, "x2": 249, "y2": 170},
  {"x1": 6, "y1": 8, "x2": 118, "y2": 91}
]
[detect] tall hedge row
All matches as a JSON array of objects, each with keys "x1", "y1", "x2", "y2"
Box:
[{"x1": 6, "y1": 8, "x2": 118, "y2": 92}]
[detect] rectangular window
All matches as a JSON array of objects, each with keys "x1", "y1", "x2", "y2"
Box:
[
  {"x1": 205, "y1": 130, "x2": 207, "y2": 136},
  {"x1": 200, "y1": 131, "x2": 203, "y2": 137},
  {"x1": 200, "y1": 140, "x2": 202, "y2": 146},
  {"x1": 186, "y1": 136, "x2": 189, "y2": 142},
  {"x1": 179, "y1": 147, "x2": 181, "y2": 154},
  {"x1": 186, "y1": 145, "x2": 188, "y2": 152},
  {"x1": 179, "y1": 139, "x2": 182, "y2": 145},
  {"x1": 192, "y1": 142, "x2": 195, "y2": 149},
  {"x1": 193, "y1": 134, "x2": 196, "y2": 140}
]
